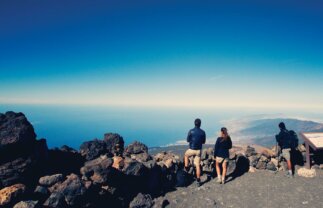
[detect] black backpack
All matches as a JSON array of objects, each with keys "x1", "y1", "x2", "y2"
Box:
[{"x1": 288, "y1": 130, "x2": 299, "y2": 149}]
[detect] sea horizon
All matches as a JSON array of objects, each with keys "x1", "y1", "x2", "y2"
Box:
[{"x1": 1, "y1": 104, "x2": 323, "y2": 149}]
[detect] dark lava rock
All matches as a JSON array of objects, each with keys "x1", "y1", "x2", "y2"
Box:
[
  {"x1": 103, "y1": 133, "x2": 124, "y2": 155},
  {"x1": 34, "y1": 185, "x2": 49, "y2": 199},
  {"x1": 13, "y1": 200, "x2": 39, "y2": 208},
  {"x1": 79, "y1": 139, "x2": 107, "y2": 161},
  {"x1": 39, "y1": 174, "x2": 64, "y2": 187},
  {"x1": 43, "y1": 192, "x2": 67, "y2": 208},
  {"x1": 245, "y1": 146, "x2": 257, "y2": 157},
  {"x1": 125, "y1": 141, "x2": 148, "y2": 155},
  {"x1": 46, "y1": 148, "x2": 84, "y2": 176},
  {"x1": 233, "y1": 154, "x2": 250, "y2": 176},
  {"x1": 123, "y1": 160, "x2": 148, "y2": 177},
  {"x1": 80, "y1": 155, "x2": 113, "y2": 182},
  {"x1": 48, "y1": 174, "x2": 87, "y2": 206},
  {"x1": 132, "y1": 152, "x2": 152, "y2": 163},
  {"x1": 226, "y1": 159, "x2": 237, "y2": 176},
  {"x1": 153, "y1": 197, "x2": 169, "y2": 208},
  {"x1": 129, "y1": 193, "x2": 154, "y2": 208},
  {"x1": 0, "y1": 112, "x2": 36, "y2": 157}
]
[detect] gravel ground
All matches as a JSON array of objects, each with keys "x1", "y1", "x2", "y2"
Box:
[{"x1": 158, "y1": 170, "x2": 323, "y2": 208}]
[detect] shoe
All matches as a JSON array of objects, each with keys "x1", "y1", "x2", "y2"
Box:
[
  {"x1": 221, "y1": 177, "x2": 225, "y2": 184},
  {"x1": 216, "y1": 177, "x2": 222, "y2": 184},
  {"x1": 285, "y1": 172, "x2": 293, "y2": 178},
  {"x1": 195, "y1": 180, "x2": 202, "y2": 187}
]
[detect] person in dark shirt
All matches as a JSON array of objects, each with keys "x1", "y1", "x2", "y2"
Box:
[
  {"x1": 214, "y1": 127, "x2": 232, "y2": 184},
  {"x1": 275, "y1": 122, "x2": 293, "y2": 177},
  {"x1": 184, "y1": 118, "x2": 206, "y2": 186}
]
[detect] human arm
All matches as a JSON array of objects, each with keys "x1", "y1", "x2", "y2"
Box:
[{"x1": 187, "y1": 130, "x2": 192, "y2": 143}]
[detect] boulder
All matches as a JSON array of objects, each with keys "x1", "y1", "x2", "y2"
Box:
[
  {"x1": 297, "y1": 167, "x2": 316, "y2": 178},
  {"x1": 256, "y1": 161, "x2": 267, "y2": 170},
  {"x1": 248, "y1": 155, "x2": 259, "y2": 167},
  {"x1": 13, "y1": 200, "x2": 39, "y2": 208},
  {"x1": 125, "y1": 141, "x2": 148, "y2": 155},
  {"x1": 39, "y1": 174, "x2": 64, "y2": 187},
  {"x1": 46, "y1": 148, "x2": 84, "y2": 176},
  {"x1": 123, "y1": 160, "x2": 148, "y2": 177},
  {"x1": 43, "y1": 192, "x2": 67, "y2": 208},
  {"x1": 103, "y1": 133, "x2": 124, "y2": 155},
  {"x1": 34, "y1": 186, "x2": 49, "y2": 199},
  {"x1": 245, "y1": 146, "x2": 256, "y2": 157},
  {"x1": 266, "y1": 161, "x2": 277, "y2": 171},
  {"x1": 80, "y1": 155, "x2": 113, "y2": 181},
  {"x1": 48, "y1": 174, "x2": 87, "y2": 206},
  {"x1": 131, "y1": 152, "x2": 152, "y2": 163},
  {"x1": 0, "y1": 112, "x2": 36, "y2": 158},
  {"x1": 0, "y1": 184, "x2": 26, "y2": 207},
  {"x1": 271, "y1": 158, "x2": 278, "y2": 167},
  {"x1": 129, "y1": 193, "x2": 154, "y2": 208},
  {"x1": 79, "y1": 139, "x2": 107, "y2": 161}
]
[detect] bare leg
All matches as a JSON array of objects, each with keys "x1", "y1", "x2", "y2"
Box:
[
  {"x1": 215, "y1": 160, "x2": 222, "y2": 182},
  {"x1": 184, "y1": 155, "x2": 189, "y2": 169},
  {"x1": 222, "y1": 161, "x2": 227, "y2": 180},
  {"x1": 196, "y1": 163, "x2": 201, "y2": 179},
  {"x1": 287, "y1": 160, "x2": 292, "y2": 171}
]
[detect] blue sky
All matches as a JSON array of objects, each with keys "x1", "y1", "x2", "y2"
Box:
[{"x1": 1, "y1": 0, "x2": 323, "y2": 109}]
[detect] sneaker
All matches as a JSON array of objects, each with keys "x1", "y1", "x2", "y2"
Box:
[
  {"x1": 195, "y1": 180, "x2": 202, "y2": 187},
  {"x1": 216, "y1": 177, "x2": 222, "y2": 184},
  {"x1": 221, "y1": 177, "x2": 226, "y2": 184},
  {"x1": 285, "y1": 172, "x2": 293, "y2": 178}
]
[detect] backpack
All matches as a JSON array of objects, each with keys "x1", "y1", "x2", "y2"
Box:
[{"x1": 288, "y1": 130, "x2": 299, "y2": 149}]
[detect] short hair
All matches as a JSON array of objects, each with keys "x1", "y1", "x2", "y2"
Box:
[
  {"x1": 278, "y1": 122, "x2": 286, "y2": 129},
  {"x1": 194, "y1": 118, "x2": 201, "y2": 127}
]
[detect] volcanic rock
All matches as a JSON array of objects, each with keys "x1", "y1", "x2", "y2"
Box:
[
  {"x1": 129, "y1": 193, "x2": 154, "y2": 208},
  {"x1": 245, "y1": 146, "x2": 257, "y2": 157},
  {"x1": 43, "y1": 192, "x2": 67, "y2": 208},
  {"x1": 39, "y1": 174, "x2": 64, "y2": 187},
  {"x1": 13, "y1": 200, "x2": 39, "y2": 208},
  {"x1": 0, "y1": 184, "x2": 26, "y2": 207},
  {"x1": 80, "y1": 139, "x2": 107, "y2": 161}
]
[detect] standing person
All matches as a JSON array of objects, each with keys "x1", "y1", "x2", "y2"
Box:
[
  {"x1": 184, "y1": 118, "x2": 206, "y2": 187},
  {"x1": 276, "y1": 122, "x2": 293, "y2": 177},
  {"x1": 214, "y1": 127, "x2": 232, "y2": 184}
]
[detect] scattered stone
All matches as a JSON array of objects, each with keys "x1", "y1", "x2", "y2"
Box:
[
  {"x1": 297, "y1": 167, "x2": 316, "y2": 178},
  {"x1": 43, "y1": 192, "x2": 67, "y2": 208},
  {"x1": 270, "y1": 158, "x2": 278, "y2": 167},
  {"x1": 0, "y1": 184, "x2": 26, "y2": 206},
  {"x1": 39, "y1": 174, "x2": 64, "y2": 187},
  {"x1": 245, "y1": 146, "x2": 256, "y2": 157},
  {"x1": 48, "y1": 174, "x2": 87, "y2": 206},
  {"x1": 79, "y1": 139, "x2": 107, "y2": 161},
  {"x1": 266, "y1": 162, "x2": 277, "y2": 171},
  {"x1": 249, "y1": 155, "x2": 259, "y2": 167},
  {"x1": 129, "y1": 193, "x2": 154, "y2": 208},
  {"x1": 80, "y1": 155, "x2": 113, "y2": 181},
  {"x1": 125, "y1": 141, "x2": 148, "y2": 155},
  {"x1": 34, "y1": 185, "x2": 49, "y2": 197},
  {"x1": 256, "y1": 161, "x2": 266, "y2": 170},
  {"x1": 123, "y1": 160, "x2": 148, "y2": 177},
  {"x1": 13, "y1": 200, "x2": 39, "y2": 208},
  {"x1": 103, "y1": 133, "x2": 124, "y2": 155}
]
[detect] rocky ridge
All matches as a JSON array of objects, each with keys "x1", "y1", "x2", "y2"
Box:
[{"x1": 0, "y1": 111, "x2": 321, "y2": 208}]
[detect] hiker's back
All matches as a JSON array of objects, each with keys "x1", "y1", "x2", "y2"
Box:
[{"x1": 188, "y1": 127, "x2": 206, "y2": 150}]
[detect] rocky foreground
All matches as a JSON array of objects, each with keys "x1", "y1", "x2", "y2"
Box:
[{"x1": 0, "y1": 111, "x2": 322, "y2": 208}]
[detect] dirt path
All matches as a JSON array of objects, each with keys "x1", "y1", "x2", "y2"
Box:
[{"x1": 157, "y1": 170, "x2": 323, "y2": 208}]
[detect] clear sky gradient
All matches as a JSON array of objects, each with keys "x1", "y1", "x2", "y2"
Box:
[{"x1": 1, "y1": 0, "x2": 323, "y2": 109}]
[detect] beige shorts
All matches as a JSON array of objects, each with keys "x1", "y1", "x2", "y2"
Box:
[
  {"x1": 185, "y1": 149, "x2": 201, "y2": 166},
  {"x1": 215, "y1": 156, "x2": 229, "y2": 163},
  {"x1": 282, "y1": 148, "x2": 291, "y2": 161}
]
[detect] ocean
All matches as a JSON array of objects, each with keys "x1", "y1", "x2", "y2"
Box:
[{"x1": 1, "y1": 104, "x2": 322, "y2": 149}]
